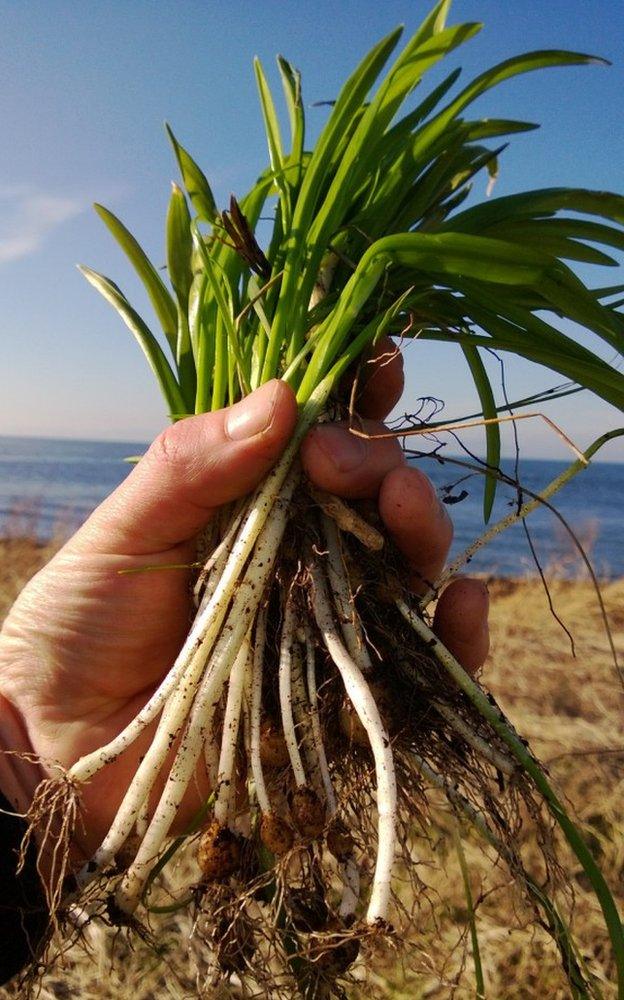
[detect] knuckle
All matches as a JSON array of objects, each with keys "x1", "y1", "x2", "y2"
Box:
[{"x1": 148, "y1": 422, "x2": 191, "y2": 473}]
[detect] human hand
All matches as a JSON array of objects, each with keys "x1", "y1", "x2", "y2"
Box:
[{"x1": 0, "y1": 349, "x2": 488, "y2": 858}]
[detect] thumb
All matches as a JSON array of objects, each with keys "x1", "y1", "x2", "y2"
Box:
[{"x1": 70, "y1": 380, "x2": 298, "y2": 556}]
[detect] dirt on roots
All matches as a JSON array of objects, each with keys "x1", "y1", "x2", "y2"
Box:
[{"x1": 1, "y1": 536, "x2": 623, "y2": 999}]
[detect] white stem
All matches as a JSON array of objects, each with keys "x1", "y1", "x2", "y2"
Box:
[
  {"x1": 309, "y1": 251, "x2": 339, "y2": 309},
  {"x1": 279, "y1": 595, "x2": 307, "y2": 789},
  {"x1": 203, "y1": 727, "x2": 220, "y2": 789},
  {"x1": 239, "y1": 634, "x2": 254, "y2": 819},
  {"x1": 249, "y1": 609, "x2": 271, "y2": 815},
  {"x1": 432, "y1": 700, "x2": 516, "y2": 778},
  {"x1": 305, "y1": 621, "x2": 358, "y2": 916},
  {"x1": 304, "y1": 624, "x2": 336, "y2": 813},
  {"x1": 339, "y1": 859, "x2": 360, "y2": 918},
  {"x1": 135, "y1": 795, "x2": 150, "y2": 840},
  {"x1": 309, "y1": 562, "x2": 397, "y2": 926},
  {"x1": 291, "y1": 640, "x2": 320, "y2": 787},
  {"x1": 213, "y1": 636, "x2": 251, "y2": 827},
  {"x1": 322, "y1": 514, "x2": 372, "y2": 674},
  {"x1": 116, "y1": 468, "x2": 298, "y2": 912},
  {"x1": 195, "y1": 504, "x2": 245, "y2": 610}
]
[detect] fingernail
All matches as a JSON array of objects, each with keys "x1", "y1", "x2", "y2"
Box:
[
  {"x1": 226, "y1": 380, "x2": 280, "y2": 441},
  {"x1": 315, "y1": 424, "x2": 368, "y2": 473}
]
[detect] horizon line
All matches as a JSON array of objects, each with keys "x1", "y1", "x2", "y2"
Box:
[{"x1": 1, "y1": 430, "x2": 622, "y2": 466}]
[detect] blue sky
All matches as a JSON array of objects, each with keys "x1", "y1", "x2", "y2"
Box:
[{"x1": 0, "y1": 0, "x2": 623, "y2": 461}]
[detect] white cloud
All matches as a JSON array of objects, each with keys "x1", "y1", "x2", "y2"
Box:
[{"x1": 0, "y1": 183, "x2": 83, "y2": 265}]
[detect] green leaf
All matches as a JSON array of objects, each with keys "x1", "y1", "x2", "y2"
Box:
[
  {"x1": 385, "y1": 231, "x2": 551, "y2": 284},
  {"x1": 356, "y1": 118, "x2": 534, "y2": 242},
  {"x1": 166, "y1": 184, "x2": 196, "y2": 399},
  {"x1": 538, "y1": 265, "x2": 624, "y2": 352},
  {"x1": 391, "y1": 142, "x2": 507, "y2": 233},
  {"x1": 383, "y1": 66, "x2": 463, "y2": 150},
  {"x1": 464, "y1": 118, "x2": 540, "y2": 140},
  {"x1": 254, "y1": 57, "x2": 291, "y2": 225},
  {"x1": 191, "y1": 222, "x2": 251, "y2": 396},
  {"x1": 428, "y1": 382, "x2": 583, "y2": 426},
  {"x1": 277, "y1": 55, "x2": 305, "y2": 190},
  {"x1": 195, "y1": 298, "x2": 218, "y2": 413},
  {"x1": 425, "y1": 0, "x2": 453, "y2": 35},
  {"x1": 487, "y1": 235, "x2": 618, "y2": 267},
  {"x1": 591, "y1": 282, "x2": 624, "y2": 299},
  {"x1": 277, "y1": 57, "x2": 303, "y2": 150},
  {"x1": 78, "y1": 265, "x2": 188, "y2": 416},
  {"x1": 254, "y1": 57, "x2": 285, "y2": 175},
  {"x1": 94, "y1": 203, "x2": 178, "y2": 358},
  {"x1": 453, "y1": 827, "x2": 486, "y2": 999},
  {"x1": 464, "y1": 213, "x2": 624, "y2": 265},
  {"x1": 448, "y1": 187, "x2": 624, "y2": 232},
  {"x1": 165, "y1": 123, "x2": 218, "y2": 223},
  {"x1": 462, "y1": 344, "x2": 500, "y2": 522},
  {"x1": 445, "y1": 49, "x2": 609, "y2": 127},
  {"x1": 188, "y1": 270, "x2": 207, "y2": 362},
  {"x1": 166, "y1": 183, "x2": 194, "y2": 310}
]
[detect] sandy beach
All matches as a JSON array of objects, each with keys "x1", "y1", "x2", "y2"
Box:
[{"x1": 1, "y1": 537, "x2": 622, "y2": 998}]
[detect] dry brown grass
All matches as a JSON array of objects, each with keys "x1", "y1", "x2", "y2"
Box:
[
  {"x1": 1, "y1": 539, "x2": 622, "y2": 998},
  {"x1": 0, "y1": 536, "x2": 60, "y2": 623},
  {"x1": 352, "y1": 576, "x2": 624, "y2": 999}
]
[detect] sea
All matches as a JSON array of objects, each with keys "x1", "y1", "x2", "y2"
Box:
[{"x1": 0, "y1": 435, "x2": 622, "y2": 579}]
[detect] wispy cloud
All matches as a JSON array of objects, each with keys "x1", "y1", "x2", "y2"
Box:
[{"x1": 0, "y1": 183, "x2": 83, "y2": 265}]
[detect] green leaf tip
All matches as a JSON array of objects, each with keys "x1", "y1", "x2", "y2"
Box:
[
  {"x1": 165, "y1": 121, "x2": 218, "y2": 224},
  {"x1": 91, "y1": 200, "x2": 178, "y2": 354}
]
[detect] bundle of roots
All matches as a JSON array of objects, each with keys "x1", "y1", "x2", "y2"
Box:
[{"x1": 21, "y1": 444, "x2": 586, "y2": 999}]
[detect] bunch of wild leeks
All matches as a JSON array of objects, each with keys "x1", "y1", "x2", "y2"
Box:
[{"x1": 25, "y1": 4, "x2": 624, "y2": 996}]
